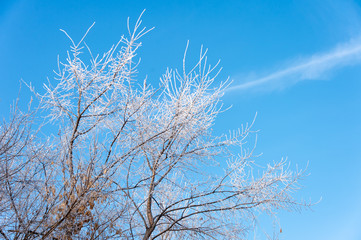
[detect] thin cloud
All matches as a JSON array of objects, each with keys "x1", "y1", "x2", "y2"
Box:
[{"x1": 227, "y1": 39, "x2": 361, "y2": 92}]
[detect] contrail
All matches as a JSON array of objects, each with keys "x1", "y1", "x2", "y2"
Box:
[{"x1": 227, "y1": 40, "x2": 361, "y2": 92}]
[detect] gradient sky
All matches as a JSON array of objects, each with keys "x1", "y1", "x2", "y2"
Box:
[{"x1": 1, "y1": 0, "x2": 361, "y2": 239}]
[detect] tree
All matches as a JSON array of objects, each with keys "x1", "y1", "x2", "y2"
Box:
[{"x1": 0, "y1": 14, "x2": 309, "y2": 239}]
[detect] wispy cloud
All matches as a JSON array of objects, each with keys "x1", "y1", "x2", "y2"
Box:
[{"x1": 227, "y1": 39, "x2": 361, "y2": 93}]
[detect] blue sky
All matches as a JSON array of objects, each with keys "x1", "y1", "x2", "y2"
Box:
[{"x1": 1, "y1": 0, "x2": 361, "y2": 239}]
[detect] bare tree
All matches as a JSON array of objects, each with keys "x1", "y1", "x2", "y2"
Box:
[{"x1": 0, "y1": 13, "x2": 309, "y2": 240}]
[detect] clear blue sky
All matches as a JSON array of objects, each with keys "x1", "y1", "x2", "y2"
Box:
[{"x1": 1, "y1": 0, "x2": 361, "y2": 239}]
